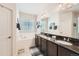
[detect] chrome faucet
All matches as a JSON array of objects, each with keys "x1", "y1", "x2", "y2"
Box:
[
  {"x1": 67, "y1": 38, "x2": 70, "y2": 42},
  {"x1": 52, "y1": 36, "x2": 56, "y2": 41},
  {"x1": 64, "y1": 38, "x2": 66, "y2": 41}
]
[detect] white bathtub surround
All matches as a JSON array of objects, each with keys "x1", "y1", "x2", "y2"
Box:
[{"x1": 16, "y1": 30, "x2": 35, "y2": 55}]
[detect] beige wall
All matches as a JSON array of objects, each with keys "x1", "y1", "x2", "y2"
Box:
[{"x1": 0, "y1": 3, "x2": 16, "y2": 55}]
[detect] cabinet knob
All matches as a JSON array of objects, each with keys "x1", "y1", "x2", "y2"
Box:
[{"x1": 8, "y1": 36, "x2": 11, "y2": 39}]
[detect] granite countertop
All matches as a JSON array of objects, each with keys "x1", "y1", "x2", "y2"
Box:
[
  {"x1": 36, "y1": 34, "x2": 79, "y2": 54},
  {"x1": 41, "y1": 32, "x2": 79, "y2": 40}
]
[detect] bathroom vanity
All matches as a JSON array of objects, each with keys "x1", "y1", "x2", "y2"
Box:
[{"x1": 35, "y1": 33, "x2": 79, "y2": 56}]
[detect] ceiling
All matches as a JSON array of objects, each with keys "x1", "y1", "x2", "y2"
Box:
[
  {"x1": 16, "y1": 3, "x2": 79, "y2": 15},
  {"x1": 57, "y1": 3, "x2": 79, "y2": 12},
  {"x1": 16, "y1": 3, "x2": 58, "y2": 15}
]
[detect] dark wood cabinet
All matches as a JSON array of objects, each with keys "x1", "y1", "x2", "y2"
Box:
[
  {"x1": 35, "y1": 35, "x2": 41, "y2": 50},
  {"x1": 35, "y1": 35, "x2": 79, "y2": 56},
  {"x1": 39, "y1": 37, "x2": 42, "y2": 51},
  {"x1": 35, "y1": 35, "x2": 38, "y2": 47},
  {"x1": 41, "y1": 38, "x2": 47, "y2": 55},
  {"x1": 58, "y1": 46, "x2": 79, "y2": 56},
  {"x1": 47, "y1": 41, "x2": 57, "y2": 56}
]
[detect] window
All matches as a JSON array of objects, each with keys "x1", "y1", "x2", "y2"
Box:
[{"x1": 19, "y1": 17, "x2": 35, "y2": 32}]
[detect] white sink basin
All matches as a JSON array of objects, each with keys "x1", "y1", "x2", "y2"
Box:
[
  {"x1": 48, "y1": 38, "x2": 51, "y2": 40},
  {"x1": 56, "y1": 40, "x2": 72, "y2": 46}
]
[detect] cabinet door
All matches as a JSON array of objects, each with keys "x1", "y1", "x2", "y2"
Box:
[
  {"x1": 35, "y1": 35, "x2": 38, "y2": 47},
  {"x1": 35, "y1": 36, "x2": 41, "y2": 49},
  {"x1": 38, "y1": 37, "x2": 41, "y2": 50},
  {"x1": 41, "y1": 39, "x2": 47, "y2": 55},
  {"x1": 58, "y1": 46, "x2": 79, "y2": 56},
  {"x1": 47, "y1": 41, "x2": 57, "y2": 56}
]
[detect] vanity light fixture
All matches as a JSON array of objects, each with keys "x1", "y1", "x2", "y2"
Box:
[{"x1": 58, "y1": 3, "x2": 77, "y2": 10}]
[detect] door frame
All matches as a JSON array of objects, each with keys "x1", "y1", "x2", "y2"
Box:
[{"x1": 0, "y1": 4, "x2": 13, "y2": 56}]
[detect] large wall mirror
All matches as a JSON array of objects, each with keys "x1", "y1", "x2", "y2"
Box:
[{"x1": 39, "y1": 17, "x2": 48, "y2": 32}]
